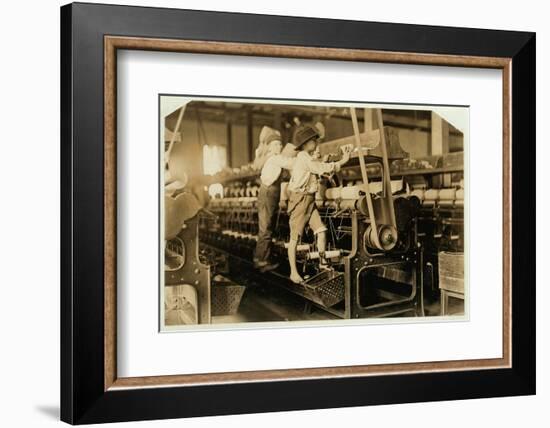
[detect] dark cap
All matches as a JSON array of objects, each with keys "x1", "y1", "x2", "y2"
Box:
[{"x1": 292, "y1": 125, "x2": 320, "y2": 148}]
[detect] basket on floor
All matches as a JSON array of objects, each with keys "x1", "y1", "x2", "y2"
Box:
[
  {"x1": 438, "y1": 251, "x2": 464, "y2": 294},
  {"x1": 211, "y1": 276, "x2": 246, "y2": 316}
]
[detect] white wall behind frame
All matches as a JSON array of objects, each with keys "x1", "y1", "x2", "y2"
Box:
[{"x1": 0, "y1": 1, "x2": 546, "y2": 427}]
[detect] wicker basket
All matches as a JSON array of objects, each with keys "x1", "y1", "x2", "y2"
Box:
[
  {"x1": 211, "y1": 277, "x2": 246, "y2": 316},
  {"x1": 438, "y1": 251, "x2": 464, "y2": 294}
]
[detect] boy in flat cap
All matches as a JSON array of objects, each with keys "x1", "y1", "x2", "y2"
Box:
[
  {"x1": 253, "y1": 126, "x2": 296, "y2": 272},
  {"x1": 287, "y1": 125, "x2": 351, "y2": 284}
]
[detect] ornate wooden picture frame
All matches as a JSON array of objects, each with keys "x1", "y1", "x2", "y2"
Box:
[{"x1": 61, "y1": 2, "x2": 535, "y2": 424}]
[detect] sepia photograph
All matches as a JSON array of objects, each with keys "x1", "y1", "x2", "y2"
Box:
[{"x1": 161, "y1": 96, "x2": 467, "y2": 329}]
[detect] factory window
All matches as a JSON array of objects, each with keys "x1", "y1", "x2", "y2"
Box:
[{"x1": 202, "y1": 144, "x2": 227, "y2": 175}]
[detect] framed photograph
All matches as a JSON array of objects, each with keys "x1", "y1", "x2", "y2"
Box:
[{"x1": 61, "y1": 2, "x2": 536, "y2": 424}]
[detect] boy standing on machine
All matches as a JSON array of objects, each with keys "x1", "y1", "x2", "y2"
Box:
[{"x1": 286, "y1": 125, "x2": 351, "y2": 284}]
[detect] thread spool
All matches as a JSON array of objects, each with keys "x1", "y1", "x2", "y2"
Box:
[
  {"x1": 367, "y1": 181, "x2": 382, "y2": 194},
  {"x1": 356, "y1": 196, "x2": 370, "y2": 216},
  {"x1": 438, "y1": 188, "x2": 456, "y2": 201},
  {"x1": 340, "y1": 199, "x2": 361, "y2": 212},
  {"x1": 411, "y1": 189, "x2": 425, "y2": 200},
  {"x1": 283, "y1": 243, "x2": 311, "y2": 252},
  {"x1": 439, "y1": 200, "x2": 454, "y2": 207},
  {"x1": 422, "y1": 189, "x2": 439, "y2": 207},
  {"x1": 341, "y1": 185, "x2": 363, "y2": 200},
  {"x1": 364, "y1": 224, "x2": 398, "y2": 251},
  {"x1": 424, "y1": 189, "x2": 439, "y2": 200},
  {"x1": 307, "y1": 250, "x2": 342, "y2": 260},
  {"x1": 325, "y1": 187, "x2": 342, "y2": 200}
]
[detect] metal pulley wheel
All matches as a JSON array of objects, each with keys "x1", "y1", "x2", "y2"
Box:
[{"x1": 364, "y1": 224, "x2": 398, "y2": 252}]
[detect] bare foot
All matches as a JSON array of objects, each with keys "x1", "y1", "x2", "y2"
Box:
[{"x1": 290, "y1": 272, "x2": 304, "y2": 284}]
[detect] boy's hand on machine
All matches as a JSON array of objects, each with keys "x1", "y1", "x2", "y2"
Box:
[
  {"x1": 339, "y1": 144, "x2": 352, "y2": 164},
  {"x1": 341, "y1": 153, "x2": 350, "y2": 164}
]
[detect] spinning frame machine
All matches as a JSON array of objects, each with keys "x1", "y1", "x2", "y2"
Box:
[
  {"x1": 200, "y1": 108, "x2": 426, "y2": 320},
  {"x1": 164, "y1": 105, "x2": 465, "y2": 324}
]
